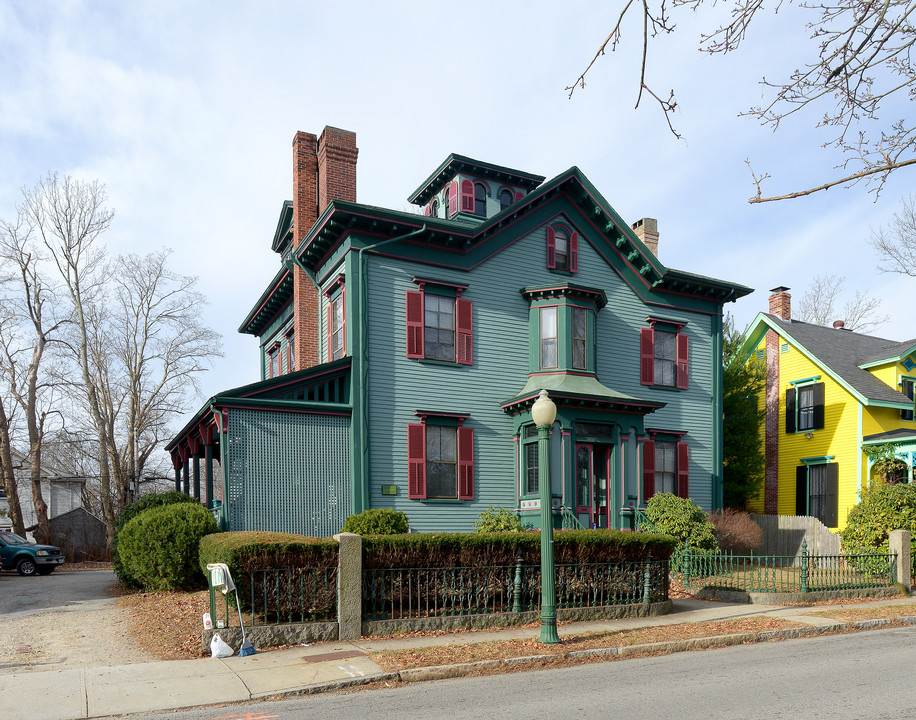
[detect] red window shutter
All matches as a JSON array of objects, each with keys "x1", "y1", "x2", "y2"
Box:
[
  {"x1": 456, "y1": 298, "x2": 473, "y2": 365},
  {"x1": 642, "y1": 440, "x2": 656, "y2": 501},
  {"x1": 424, "y1": 204, "x2": 431, "y2": 217},
  {"x1": 569, "y1": 231, "x2": 579, "y2": 273},
  {"x1": 676, "y1": 332, "x2": 689, "y2": 389},
  {"x1": 341, "y1": 286, "x2": 347, "y2": 355},
  {"x1": 405, "y1": 290, "x2": 424, "y2": 359},
  {"x1": 448, "y1": 181, "x2": 458, "y2": 216},
  {"x1": 407, "y1": 423, "x2": 426, "y2": 499},
  {"x1": 457, "y1": 426, "x2": 475, "y2": 500},
  {"x1": 514, "y1": 191, "x2": 524, "y2": 202},
  {"x1": 640, "y1": 327, "x2": 654, "y2": 385},
  {"x1": 460, "y1": 179, "x2": 475, "y2": 213},
  {"x1": 326, "y1": 301, "x2": 333, "y2": 360},
  {"x1": 677, "y1": 441, "x2": 689, "y2": 498},
  {"x1": 546, "y1": 226, "x2": 556, "y2": 269}
]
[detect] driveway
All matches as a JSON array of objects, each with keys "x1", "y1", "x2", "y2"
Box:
[{"x1": 0, "y1": 570, "x2": 156, "y2": 674}]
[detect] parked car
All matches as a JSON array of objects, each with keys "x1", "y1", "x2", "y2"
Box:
[{"x1": 0, "y1": 531, "x2": 65, "y2": 576}]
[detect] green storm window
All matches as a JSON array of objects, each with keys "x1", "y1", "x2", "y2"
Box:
[
  {"x1": 525, "y1": 441, "x2": 539, "y2": 495},
  {"x1": 540, "y1": 307, "x2": 558, "y2": 369}
]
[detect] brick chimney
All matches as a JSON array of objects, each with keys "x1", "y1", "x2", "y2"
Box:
[
  {"x1": 768, "y1": 286, "x2": 791, "y2": 320},
  {"x1": 291, "y1": 126, "x2": 358, "y2": 370},
  {"x1": 631, "y1": 218, "x2": 659, "y2": 257}
]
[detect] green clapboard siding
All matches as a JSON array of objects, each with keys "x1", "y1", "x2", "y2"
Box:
[
  {"x1": 226, "y1": 408, "x2": 351, "y2": 536},
  {"x1": 361, "y1": 219, "x2": 722, "y2": 530}
]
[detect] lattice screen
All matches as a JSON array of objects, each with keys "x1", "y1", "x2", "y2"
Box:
[{"x1": 226, "y1": 409, "x2": 351, "y2": 537}]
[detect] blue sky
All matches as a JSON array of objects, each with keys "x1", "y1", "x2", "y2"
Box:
[{"x1": 1, "y1": 1, "x2": 912, "y2": 432}]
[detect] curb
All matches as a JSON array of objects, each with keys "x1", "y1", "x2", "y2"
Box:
[{"x1": 261, "y1": 614, "x2": 916, "y2": 698}]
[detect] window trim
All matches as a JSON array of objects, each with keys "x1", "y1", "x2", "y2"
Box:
[
  {"x1": 546, "y1": 223, "x2": 579, "y2": 274},
  {"x1": 284, "y1": 327, "x2": 295, "y2": 373},
  {"x1": 785, "y1": 381, "x2": 825, "y2": 433},
  {"x1": 796, "y1": 461, "x2": 838, "y2": 527},
  {"x1": 642, "y1": 431, "x2": 689, "y2": 502},
  {"x1": 405, "y1": 281, "x2": 472, "y2": 365},
  {"x1": 407, "y1": 414, "x2": 474, "y2": 501},
  {"x1": 640, "y1": 321, "x2": 689, "y2": 389},
  {"x1": 901, "y1": 375, "x2": 915, "y2": 421}
]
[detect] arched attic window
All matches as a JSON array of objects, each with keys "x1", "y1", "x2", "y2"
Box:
[
  {"x1": 499, "y1": 188, "x2": 513, "y2": 210},
  {"x1": 474, "y1": 183, "x2": 487, "y2": 216}
]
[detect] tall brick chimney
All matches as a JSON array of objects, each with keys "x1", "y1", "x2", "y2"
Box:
[
  {"x1": 768, "y1": 286, "x2": 791, "y2": 320},
  {"x1": 291, "y1": 126, "x2": 358, "y2": 370},
  {"x1": 631, "y1": 218, "x2": 659, "y2": 257}
]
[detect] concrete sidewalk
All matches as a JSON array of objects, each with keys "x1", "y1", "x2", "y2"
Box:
[{"x1": 6, "y1": 596, "x2": 916, "y2": 720}]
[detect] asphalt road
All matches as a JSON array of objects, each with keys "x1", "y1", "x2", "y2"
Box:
[
  {"x1": 137, "y1": 625, "x2": 916, "y2": 720},
  {"x1": 0, "y1": 569, "x2": 119, "y2": 618}
]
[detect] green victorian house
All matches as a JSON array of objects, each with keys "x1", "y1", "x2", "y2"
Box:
[{"x1": 165, "y1": 126, "x2": 751, "y2": 536}]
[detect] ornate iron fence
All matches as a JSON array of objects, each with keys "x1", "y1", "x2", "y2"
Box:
[
  {"x1": 674, "y1": 541, "x2": 897, "y2": 593},
  {"x1": 362, "y1": 558, "x2": 669, "y2": 621},
  {"x1": 209, "y1": 567, "x2": 338, "y2": 629}
]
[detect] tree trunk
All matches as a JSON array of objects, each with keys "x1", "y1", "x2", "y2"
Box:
[{"x1": 0, "y1": 398, "x2": 26, "y2": 537}]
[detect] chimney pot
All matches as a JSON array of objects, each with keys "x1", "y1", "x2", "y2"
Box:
[{"x1": 833, "y1": 320, "x2": 845, "y2": 330}]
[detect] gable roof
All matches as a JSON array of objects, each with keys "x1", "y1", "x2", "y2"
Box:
[
  {"x1": 742, "y1": 313, "x2": 912, "y2": 407},
  {"x1": 295, "y1": 165, "x2": 752, "y2": 308}
]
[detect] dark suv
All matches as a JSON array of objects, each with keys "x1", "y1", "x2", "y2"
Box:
[{"x1": 0, "y1": 531, "x2": 65, "y2": 575}]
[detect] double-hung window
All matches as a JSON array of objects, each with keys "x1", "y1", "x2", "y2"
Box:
[
  {"x1": 796, "y1": 462, "x2": 838, "y2": 527},
  {"x1": 901, "y1": 377, "x2": 915, "y2": 421},
  {"x1": 642, "y1": 434, "x2": 689, "y2": 500},
  {"x1": 546, "y1": 224, "x2": 578, "y2": 273},
  {"x1": 405, "y1": 282, "x2": 473, "y2": 365},
  {"x1": 785, "y1": 381, "x2": 825, "y2": 433},
  {"x1": 329, "y1": 293, "x2": 345, "y2": 360},
  {"x1": 640, "y1": 319, "x2": 689, "y2": 389},
  {"x1": 407, "y1": 416, "x2": 474, "y2": 500},
  {"x1": 539, "y1": 307, "x2": 558, "y2": 369}
]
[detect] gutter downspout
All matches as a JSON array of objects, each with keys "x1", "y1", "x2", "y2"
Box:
[{"x1": 292, "y1": 224, "x2": 427, "y2": 515}]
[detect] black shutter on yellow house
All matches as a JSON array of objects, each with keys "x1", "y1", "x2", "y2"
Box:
[
  {"x1": 824, "y1": 463, "x2": 838, "y2": 527},
  {"x1": 786, "y1": 388, "x2": 797, "y2": 434},
  {"x1": 795, "y1": 465, "x2": 807, "y2": 516},
  {"x1": 813, "y1": 383, "x2": 825, "y2": 430}
]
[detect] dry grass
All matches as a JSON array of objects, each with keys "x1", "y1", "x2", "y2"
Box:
[
  {"x1": 807, "y1": 603, "x2": 916, "y2": 622},
  {"x1": 117, "y1": 589, "x2": 211, "y2": 660}
]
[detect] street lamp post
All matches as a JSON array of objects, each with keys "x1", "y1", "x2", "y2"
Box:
[{"x1": 531, "y1": 389, "x2": 560, "y2": 644}]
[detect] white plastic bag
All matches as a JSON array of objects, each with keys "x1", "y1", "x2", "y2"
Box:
[{"x1": 210, "y1": 633, "x2": 234, "y2": 658}]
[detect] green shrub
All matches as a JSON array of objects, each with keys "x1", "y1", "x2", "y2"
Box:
[
  {"x1": 341, "y1": 508, "x2": 409, "y2": 535},
  {"x1": 118, "y1": 503, "x2": 219, "y2": 591},
  {"x1": 113, "y1": 491, "x2": 200, "y2": 587},
  {"x1": 644, "y1": 493, "x2": 718, "y2": 551},
  {"x1": 841, "y1": 482, "x2": 916, "y2": 560},
  {"x1": 473, "y1": 505, "x2": 525, "y2": 533}
]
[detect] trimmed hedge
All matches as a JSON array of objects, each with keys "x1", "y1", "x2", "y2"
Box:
[
  {"x1": 341, "y1": 508, "x2": 409, "y2": 535},
  {"x1": 118, "y1": 503, "x2": 219, "y2": 591},
  {"x1": 113, "y1": 491, "x2": 200, "y2": 587},
  {"x1": 645, "y1": 493, "x2": 718, "y2": 551},
  {"x1": 361, "y1": 529, "x2": 676, "y2": 569}
]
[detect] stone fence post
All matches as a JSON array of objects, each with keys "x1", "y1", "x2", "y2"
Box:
[
  {"x1": 888, "y1": 530, "x2": 911, "y2": 594},
  {"x1": 334, "y1": 532, "x2": 362, "y2": 639}
]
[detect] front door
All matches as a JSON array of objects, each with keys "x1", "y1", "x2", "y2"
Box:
[{"x1": 575, "y1": 444, "x2": 612, "y2": 528}]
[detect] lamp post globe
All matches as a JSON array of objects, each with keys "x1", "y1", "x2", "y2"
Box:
[{"x1": 533, "y1": 389, "x2": 560, "y2": 644}]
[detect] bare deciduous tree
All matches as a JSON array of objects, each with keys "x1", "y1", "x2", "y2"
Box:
[
  {"x1": 0, "y1": 208, "x2": 68, "y2": 543},
  {"x1": 23, "y1": 172, "x2": 118, "y2": 547},
  {"x1": 872, "y1": 194, "x2": 916, "y2": 276},
  {"x1": 796, "y1": 273, "x2": 889, "y2": 333},
  {"x1": 568, "y1": 0, "x2": 916, "y2": 203}
]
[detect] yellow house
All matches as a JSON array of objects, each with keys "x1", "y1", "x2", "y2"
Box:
[{"x1": 741, "y1": 287, "x2": 916, "y2": 530}]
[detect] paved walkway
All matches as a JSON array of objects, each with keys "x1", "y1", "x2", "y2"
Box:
[{"x1": 7, "y1": 596, "x2": 916, "y2": 720}]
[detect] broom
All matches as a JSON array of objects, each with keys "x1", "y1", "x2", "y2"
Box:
[{"x1": 233, "y1": 585, "x2": 256, "y2": 657}]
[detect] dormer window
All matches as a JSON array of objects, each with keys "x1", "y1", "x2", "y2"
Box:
[
  {"x1": 430, "y1": 198, "x2": 439, "y2": 218},
  {"x1": 474, "y1": 183, "x2": 487, "y2": 216},
  {"x1": 499, "y1": 188, "x2": 513, "y2": 210}
]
